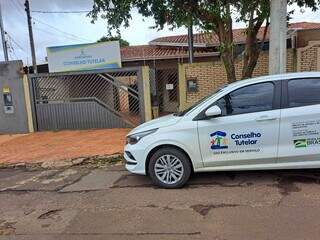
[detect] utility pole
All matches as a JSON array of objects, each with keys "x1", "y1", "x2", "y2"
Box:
[
  {"x1": 0, "y1": 1, "x2": 9, "y2": 61},
  {"x1": 24, "y1": 0, "x2": 37, "y2": 73},
  {"x1": 269, "y1": 0, "x2": 287, "y2": 74},
  {"x1": 187, "y1": 24, "x2": 194, "y2": 64}
]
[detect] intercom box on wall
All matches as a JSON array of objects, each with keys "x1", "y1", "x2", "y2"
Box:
[{"x1": 3, "y1": 87, "x2": 14, "y2": 114}]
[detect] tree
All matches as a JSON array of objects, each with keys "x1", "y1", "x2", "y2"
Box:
[
  {"x1": 89, "y1": 0, "x2": 320, "y2": 83},
  {"x1": 97, "y1": 35, "x2": 130, "y2": 47},
  {"x1": 236, "y1": 1, "x2": 270, "y2": 80}
]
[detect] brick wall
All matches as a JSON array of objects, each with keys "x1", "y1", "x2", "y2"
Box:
[
  {"x1": 116, "y1": 76, "x2": 137, "y2": 113},
  {"x1": 117, "y1": 75, "x2": 137, "y2": 85},
  {"x1": 297, "y1": 41, "x2": 320, "y2": 71},
  {"x1": 184, "y1": 49, "x2": 295, "y2": 103}
]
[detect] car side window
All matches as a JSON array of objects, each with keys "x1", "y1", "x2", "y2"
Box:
[
  {"x1": 288, "y1": 78, "x2": 320, "y2": 107},
  {"x1": 215, "y1": 82, "x2": 275, "y2": 116}
]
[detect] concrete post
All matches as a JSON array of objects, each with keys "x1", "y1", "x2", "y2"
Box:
[
  {"x1": 141, "y1": 66, "x2": 152, "y2": 122},
  {"x1": 317, "y1": 48, "x2": 320, "y2": 71},
  {"x1": 269, "y1": 0, "x2": 287, "y2": 75},
  {"x1": 188, "y1": 25, "x2": 194, "y2": 64},
  {"x1": 178, "y1": 63, "x2": 187, "y2": 111},
  {"x1": 22, "y1": 74, "x2": 34, "y2": 132},
  {"x1": 0, "y1": 2, "x2": 9, "y2": 61}
]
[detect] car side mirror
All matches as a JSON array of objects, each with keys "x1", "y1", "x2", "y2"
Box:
[{"x1": 205, "y1": 105, "x2": 222, "y2": 118}]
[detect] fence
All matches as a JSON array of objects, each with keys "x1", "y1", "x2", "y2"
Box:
[{"x1": 29, "y1": 67, "x2": 147, "y2": 131}]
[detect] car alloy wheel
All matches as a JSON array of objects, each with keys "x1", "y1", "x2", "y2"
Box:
[
  {"x1": 154, "y1": 154, "x2": 184, "y2": 185},
  {"x1": 148, "y1": 147, "x2": 191, "y2": 188}
]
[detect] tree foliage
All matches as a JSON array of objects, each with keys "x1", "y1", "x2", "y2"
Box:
[
  {"x1": 97, "y1": 35, "x2": 130, "y2": 47},
  {"x1": 89, "y1": 0, "x2": 320, "y2": 83}
]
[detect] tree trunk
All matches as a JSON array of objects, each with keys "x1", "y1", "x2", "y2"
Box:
[
  {"x1": 241, "y1": 33, "x2": 260, "y2": 79},
  {"x1": 221, "y1": 50, "x2": 236, "y2": 83},
  {"x1": 216, "y1": 3, "x2": 237, "y2": 84},
  {"x1": 241, "y1": 19, "x2": 269, "y2": 80}
]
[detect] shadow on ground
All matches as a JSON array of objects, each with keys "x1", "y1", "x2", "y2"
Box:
[{"x1": 113, "y1": 167, "x2": 320, "y2": 193}]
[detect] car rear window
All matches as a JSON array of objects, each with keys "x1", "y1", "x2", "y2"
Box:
[{"x1": 288, "y1": 78, "x2": 320, "y2": 107}]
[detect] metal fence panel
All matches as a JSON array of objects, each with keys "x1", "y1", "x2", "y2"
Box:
[
  {"x1": 36, "y1": 101, "x2": 130, "y2": 131},
  {"x1": 30, "y1": 67, "x2": 143, "y2": 131}
]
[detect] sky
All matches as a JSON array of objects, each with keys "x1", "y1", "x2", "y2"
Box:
[{"x1": 1, "y1": 0, "x2": 320, "y2": 65}]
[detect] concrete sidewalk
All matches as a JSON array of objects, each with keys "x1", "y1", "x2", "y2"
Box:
[{"x1": 0, "y1": 129, "x2": 130, "y2": 164}]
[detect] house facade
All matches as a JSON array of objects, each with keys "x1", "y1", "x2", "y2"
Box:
[
  {"x1": 36, "y1": 22, "x2": 320, "y2": 117},
  {"x1": 120, "y1": 22, "x2": 320, "y2": 115}
]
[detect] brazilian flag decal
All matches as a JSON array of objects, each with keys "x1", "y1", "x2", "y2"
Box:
[{"x1": 294, "y1": 139, "x2": 307, "y2": 148}]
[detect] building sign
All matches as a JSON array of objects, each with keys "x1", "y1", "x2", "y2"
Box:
[
  {"x1": 47, "y1": 41, "x2": 122, "y2": 73},
  {"x1": 166, "y1": 84, "x2": 174, "y2": 90}
]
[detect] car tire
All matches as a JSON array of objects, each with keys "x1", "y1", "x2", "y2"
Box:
[{"x1": 148, "y1": 147, "x2": 191, "y2": 188}]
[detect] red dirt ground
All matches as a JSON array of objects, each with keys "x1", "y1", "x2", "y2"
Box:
[{"x1": 0, "y1": 129, "x2": 131, "y2": 164}]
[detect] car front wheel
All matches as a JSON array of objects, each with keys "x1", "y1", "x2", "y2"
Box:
[{"x1": 148, "y1": 147, "x2": 191, "y2": 188}]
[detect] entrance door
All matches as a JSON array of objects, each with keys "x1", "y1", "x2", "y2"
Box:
[
  {"x1": 197, "y1": 81, "x2": 281, "y2": 167},
  {"x1": 154, "y1": 68, "x2": 179, "y2": 115}
]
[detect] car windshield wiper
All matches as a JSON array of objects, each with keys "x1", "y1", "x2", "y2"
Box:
[{"x1": 173, "y1": 112, "x2": 183, "y2": 117}]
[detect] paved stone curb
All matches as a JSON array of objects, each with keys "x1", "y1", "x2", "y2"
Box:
[{"x1": 0, "y1": 154, "x2": 124, "y2": 170}]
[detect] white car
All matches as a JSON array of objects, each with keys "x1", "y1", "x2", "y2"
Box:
[{"x1": 124, "y1": 72, "x2": 320, "y2": 188}]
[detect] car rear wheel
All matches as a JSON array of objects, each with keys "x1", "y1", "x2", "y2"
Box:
[{"x1": 148, "y1": 147, "x2": 191, "y2": 188}]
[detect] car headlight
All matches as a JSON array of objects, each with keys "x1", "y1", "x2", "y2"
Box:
[{"x1": 126, "y1": 129, "x2": 158, "y2": 145}]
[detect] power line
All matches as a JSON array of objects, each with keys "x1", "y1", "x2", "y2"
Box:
[
  {"x1": 33, "y1": 26, "x2": 74, "y2": 40},
  {"x1": 33, "y1": 26, "x2": 86, "y2": 43},
  {"x1": 6, "y1": 32, "x2": 28, "y2": 54},
  {"x1": 14, "y1": 0, "x2": 25, "y2": 10},
  {"x1": 8, "y1": 48, "x2": 13, "y2": 59},
  {"x1": 6, "y1": 0, "x2": 28, "y2": 50},
  {"x1": 4, "y1": 0, "x2": 29, "y2": 61},
  {"x1": 33, "y1": 26, "x2": 67, "y2": 38},
  {"x1": 6, "y1": 36, "x2": 19, "y2": 60},
  {"x1": 32, "y1": 17, "x2": 92, "y2": 42},
  {"x1": 33, "y1": 24, "x2": 90, "y2": 42},
  {"x1": 8, "y1": 45, "x2": 19, "y2": 60},
  {"x1": 31, "y1": 10, "x2": 90, "y2": 14},
  {"x1": 9, "y1": 0, "x2": 26, "y2": 19}
]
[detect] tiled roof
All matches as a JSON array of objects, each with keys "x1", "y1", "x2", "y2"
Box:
[
  {"x1": 150, "y1": 22, "x2": 320, "y2": 46},
  {"x1": 121, "y1": 22, "x2": 320, "y2": 62},
  {"x1": 121, "y1": 45, "x2": 218, "y2": 62}
]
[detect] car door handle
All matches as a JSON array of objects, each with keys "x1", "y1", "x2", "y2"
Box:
[{"x1": 255, "y1": 116, "x2": 277, "y2": 122}]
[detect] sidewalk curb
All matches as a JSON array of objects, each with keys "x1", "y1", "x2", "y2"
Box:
[{"x1": 0, "y1": 153, "x2": 124, "y2": 170}]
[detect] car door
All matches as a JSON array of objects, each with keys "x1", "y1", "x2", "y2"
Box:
[
  {"x1": 197, "y1": 81, "x2": 281, "y2": 168},
  {"x1": 278, "y1": 78, "x2": 320, "y2": 163}
]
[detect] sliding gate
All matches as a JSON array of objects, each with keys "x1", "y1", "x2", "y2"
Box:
[{"x1": 29, "y1": 68, "x2": 145, "y2": 131}]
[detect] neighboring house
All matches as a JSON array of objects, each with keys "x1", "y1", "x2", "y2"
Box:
[
  {"x1": 121, "y1": 22, "x2": 320, "y2": 68},
  {"x1": 35, "y1": 22, "x2": 320, "y2": 115},
  {"x1": 120, "y1": 22, "x2": 320, "y2": 113}
]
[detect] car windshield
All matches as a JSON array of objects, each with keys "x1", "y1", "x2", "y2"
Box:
[{"x1": 174, "y1": 85, "x2": 228, "y2": 116}]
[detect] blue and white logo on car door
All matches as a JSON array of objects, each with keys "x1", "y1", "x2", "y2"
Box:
[
  {"x1": 210, "y1": 131, "x2": 228, "y2": 150},
  {"x1": 210, "y1": 130, "x2": 262, "y2": 154}
]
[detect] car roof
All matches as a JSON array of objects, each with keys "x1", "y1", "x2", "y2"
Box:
[{"x1": 227, "y1": 72, "x2": 320, "y2": 89}]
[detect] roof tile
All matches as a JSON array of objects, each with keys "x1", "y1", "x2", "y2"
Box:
[{"x1": 121, "y1": 22, "x2": 320, "y2": 61}]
